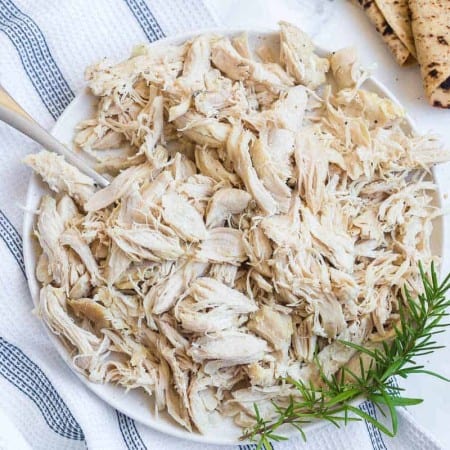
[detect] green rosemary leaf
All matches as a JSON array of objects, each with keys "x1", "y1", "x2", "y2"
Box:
[
  {"x1": 346, "y1": 405, "x2": 395, "y2": 436},
  {"x1": 403, "y1": 368, "x2": 450, "y2": 382},
  {"x1": 337, "y1": 340, "x2": 379, "y2": 358},
  {"x1": 369, "y1": 394, "x2": 422, "y2": 407},
  {"x1": 324, "y1": 388, "x2": 361, "y2": 407}
]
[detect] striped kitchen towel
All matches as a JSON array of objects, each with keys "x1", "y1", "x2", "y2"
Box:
[{"x1": 0, "y1": 0, "x2": 445, "y2": 449}]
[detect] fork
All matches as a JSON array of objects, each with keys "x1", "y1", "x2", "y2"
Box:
[{"x1": 0, "y1": 84, "x2": 109, "y2": 187}]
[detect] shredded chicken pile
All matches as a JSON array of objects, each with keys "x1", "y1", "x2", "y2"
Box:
[{"x1": 25, "y1": 23, "x2": 450, "y2": 434}]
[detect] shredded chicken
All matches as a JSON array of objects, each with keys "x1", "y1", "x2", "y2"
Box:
[{"x1": 27, "y1": 23, "x2": 449, "y2": 436}]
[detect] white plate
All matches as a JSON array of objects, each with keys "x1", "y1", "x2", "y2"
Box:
[{"x1": 22, "y1": 29, "x2": 446, "y2": 446}]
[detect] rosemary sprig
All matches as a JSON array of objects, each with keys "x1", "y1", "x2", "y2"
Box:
[{"x1": 241, "y1": 262, "x2": 450, "y2": 449}]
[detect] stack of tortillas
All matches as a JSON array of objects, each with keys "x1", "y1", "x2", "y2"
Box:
[{"x1": 354, "y1": 0, "x2": 450, "y2": 108}]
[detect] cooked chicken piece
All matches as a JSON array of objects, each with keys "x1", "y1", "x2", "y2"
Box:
[
  {"x1": 330, "y1": 47, "x2": 363, "y2": 90},
  {"x1": 268, "y1": 85, "x2": 308, "y2": 131},
  {"x1": 170, "y1": 153, "x2": 197, "y2": 183},
  {"x1": 178, "y1": 175, "x2": 215, "y2": 202},
  {"x1": 176, "y1": 297, "x2": 245, "y2": 333},
  {"x1": 166, "y1": 383, "x2": 192, "y2": 431},
  {"x1": 211, "y1": 38, "x2": 251, "y2": 80},
  {"x1": 208, "y1": 263, "x2": 238, "y2": 286},
  {"x1": 247, "y1": 362, "x2": 275, "y2": 387},
  {"x1": 105, "y1": 242, "x2": 131, "y2": 285},
  {"x1": 85, "y1": 43, "x2": 187, "y2": 96},
  {"x1": 57, "y1": 195, "x2": 79, "y2": 225},
  {"x1": 330, "y1": 268, "x2": 360, "y2": 313},
  {"x1": 159, "y1": 340, "x2": 190, "y2": 407},
  {"x1": 313, "y1": 293, "x2": 347, "y2": 339},
  {"x1": 108, "y1": 226, "x2": 183, "y2": 262},
  {"x1": 35, "y1": 196, "x2": 68, "y2": 287},
  {"x1": 226, "y1": 385, "x2": 296, "y2": 421},
  {"x1": 24, "y1": 151, "x2": 95, "y2": 206},
  {"x1": 301, "y1": 206, "x2": 355, "y2": 273},
  {"x1": 85, "y1": 163, "x2": 153, "y2": 211},
  {"x1": 256, "y1": 43, "x2": 277, "y2": 64},
  {"x1": 265, "y1": 128, "x2": 296, "y2": 180},
  {"x1": 279, "y1": 21, "x2": 329, "y2": 89},
  {"x1": 75, "y1": 125, "x2": 124, "y2": 152},
  {"x1": 232, "y1": 33, "x2": 252, "y2": 59},
  {"x1": 211, "y1": 38, "x2": 287, "y2": 93},
  {"x1": 205, "y1": 188, "x2": 251, "y2": 228},
  {"x1": 194, "y1": 69, "x2": 234, "y2": 117},
  {"x1": 250, "y1": 136, "x2": 291, "y2": 212},
  {"x1": 188, "y1": 375, "x2": 220, "y2": 434},
  {"x1": 358, "y1": 90, "x2": 404, "y2": 127},
  {"x1": 144, "y1": 261, "x2": 208, "y2": 315},
  {"x1": 292, "y1": 315, "x2": 316, "y2": 362},
  {"x1": 195, "y1": 147, "x2": 239, "y2": 185},
  {"x1": 39, "y1": 285, "x2": 102, "y2": 364},
  {"x1": 243, "y1": 224, "x2": 272, "y2": 277},
  {"x1": 161, "y1": 192, "x2": 207, "y2": 242},
  {"x1": 189, "y1": 276, "x2": 256, "y2": 311},
  {"x1": 138, "y1": 95, "x2": 164, "y2": 159},
  {"x1": 247, "y1": 305, "x2": 293, "y2": 357},
  {"x1": 36, "y1": 252, "x2": 52, "y2": 284},
  {"x1": 174, "y1": 112, "x2": 230, "y2": 147},
  {"x1": 167, "y1": 35, "x2": 212, "y2": 122},
  {"x1": 156, "y1": 315, "x2": 189, "y2": 349},
  {"x1": 315, "y1": 317, "x2": 372, "y2": 378},
  {"x1": 260, "y1": 196, "x2": 300, "y2": 247},
  {"x1": 60, "y1": 228, "x2": 102, "y2": 285},
  {"x1": 195, "y1": 228, "x2": 247, "y2": 264},
  {"x1": 68, "y1": 297, "x2": 110, "y2": 329},
  {"x1": 295, "y1": 128, "x2": 329, "y2": 215},
  {"x1": 96, "y1": 153, "x2": 148, "y2": 176},
  {"x1": 270, "y1": 242, "x2": 329, "y2": 306},
  {"x1": 188, "y1": 331, "x2": 269, "y2": 367},
  {"x1": 181, "y1": 35, "x2": 211, "y2": 89},
  {"x1": 69, "y1": 272, "x2": 91, "y2": 299},
  {"x1": 140, "y1": 171, "x2": 173, "y2": 205},
  {"x1": 227, "y1": 125, "x2": 277, "y2": 215}
]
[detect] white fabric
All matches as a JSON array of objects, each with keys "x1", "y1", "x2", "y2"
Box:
[{"x1": 0, "y1": 1, "x2": 447, "y2": 449}]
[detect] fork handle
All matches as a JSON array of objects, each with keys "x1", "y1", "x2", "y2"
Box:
[
  {"x1": 0, "y1": 87, "x2": 32, "y2": 119},
  {"x1": 0, "y1": 84, "x2": 109, "y2": 187}
]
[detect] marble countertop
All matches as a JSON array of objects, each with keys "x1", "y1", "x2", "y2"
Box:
[{"x1": 205, "y1": 0, "x2": 450, "y2": 447}]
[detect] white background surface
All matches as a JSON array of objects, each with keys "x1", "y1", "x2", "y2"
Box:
[{"x1": 204, "y1": 0, "x2": 450, "y2": 447}]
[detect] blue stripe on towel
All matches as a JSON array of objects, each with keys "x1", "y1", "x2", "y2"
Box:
[
  {"x1": 239, "y1": 443, "x2": 273, "y2": 449},
  {"x1": 124, "y1": 0, "x2": 165, "y2": 42},
  {"x1": 117, "y1": 411, "x2": 147, "y2": 450},
  {"x1": 0, "y1": 336, "x2": 85, "y2": 440},
  {"x1": 0, "y1": 0, "x2": 74, "y2": 119},
  {"x1": 360, "y1": 401, "x2": 388, "y2": 450},
  {"x1": 0, "y1": 210, "x2": 25, "y2": 277}
]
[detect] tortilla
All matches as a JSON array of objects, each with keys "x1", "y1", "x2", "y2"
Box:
[
  {"x1": 354, "y1": 0, "x2": 411, "y2": 65},
  {"x1": 409, "y1": 0, "x2": 450, "y2": 108},
  {"x1": 374, "y1": 0, "x2": 416, "y2": 57}
]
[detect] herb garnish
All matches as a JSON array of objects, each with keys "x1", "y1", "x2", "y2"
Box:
[{"x1": 242, "y1": 263, "x2": 450, "y2": 449}]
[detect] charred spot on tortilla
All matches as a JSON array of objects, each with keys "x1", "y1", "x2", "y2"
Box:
[
  {"x1": 382, "y1": 23, "x2": 394, "y2": 36},
  {"x1": 433, "y1": 100, "x2": 450, "y2": 108},
  {"x1": 437, "y1": 36, "x2": 449, "y2": 46},
  {"x1": 359, "y1": 0, "x2": 373, "y2": 9},
  {"x1": 429, "y1": 69, "x2": 439, "y2": 79},
  {"x1": 439, "y1": 76, "x2": 450, "y2": 91}
]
